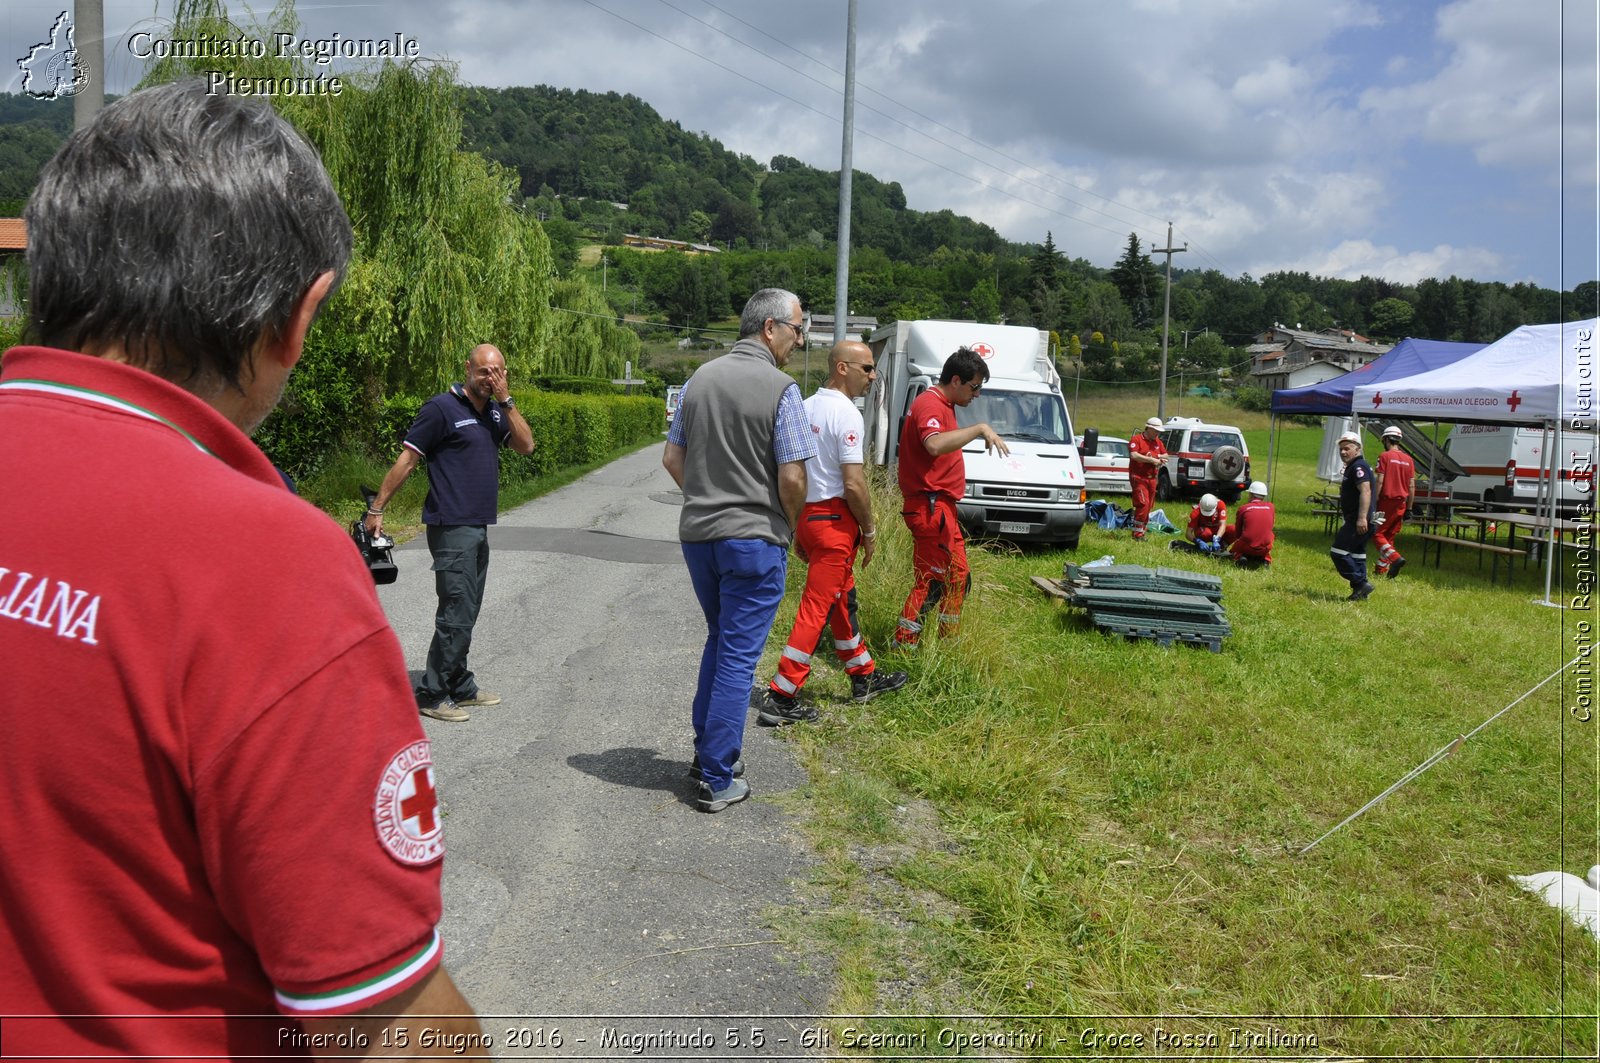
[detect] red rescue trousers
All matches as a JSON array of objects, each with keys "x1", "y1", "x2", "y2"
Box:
[
  {"x1": 1373, "y1": 498, "x2": 1407, "y2": 563},
  {"x1": 770, "y1": 498, "x2": 876, "y2": 697},
  {"x1": 1130, "y1": 474, "x2": 1157, "y2": 532},
  {"x1": 896, "y1": 492, "x2": 970, "y2": 645}
]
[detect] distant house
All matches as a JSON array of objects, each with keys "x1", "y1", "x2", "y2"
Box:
[
  {"x1": 620, "y1": 233, "x2": 719, "y2": 254},
  {"x1": 0, "y1": 218, "x2": 26, "y2": 318},
  {"x1": 1249, "y1": 324, "x2": 1391, "y2": 394},
  {"x1": 803, "y1": 314, "x2": 878, "y2": 347}
]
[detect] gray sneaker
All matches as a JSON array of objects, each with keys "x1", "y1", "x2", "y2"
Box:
[
  {"x1": 697, "y1": 777, "x2": 750, "y2": 813},
  {"x1": 421, "y1": 699, "x2": 470, "y2": 722},
  {"x1": 456, "y1": 690, "x2": 501, "y2": 707}
]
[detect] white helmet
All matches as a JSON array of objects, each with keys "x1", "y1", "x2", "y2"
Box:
[
  {"x1": 1248, "y1": 480, "x2": 1268, "y2": 496},
  {"x1": 1199, "y1": 493, "x2": 1220, "y2": 516}
]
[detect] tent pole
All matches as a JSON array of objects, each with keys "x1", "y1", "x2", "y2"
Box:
[
  {"x1": 1535, "y1": 420, "x2": 1560, "y2": 608},
  {"x1": 1266, "y1": 415, "x2": 1277, "y2": 492}
]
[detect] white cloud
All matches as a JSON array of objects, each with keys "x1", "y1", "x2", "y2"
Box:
[
  {"x1": 1261, "y1": 238, "x2": 1506, "y2": 284},
  {"x1": 1360, "y1": 0, "x2": 1595, "y2": 182},
  {"x1": 0, "y1": 0, "x2": 1586, "y2": 286}
]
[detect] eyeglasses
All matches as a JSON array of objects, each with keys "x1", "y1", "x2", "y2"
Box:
[
  {"x1": 965, "y1": 379, "x2": 984, "y2": 393},
  {"x1": 843, "y1": 362, "x2": 878, "y2": 375},
  {"x1": 774, "y1": 319, "x2": 806, "y2": 340}
]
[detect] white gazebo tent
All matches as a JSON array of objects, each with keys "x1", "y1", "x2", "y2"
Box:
[{"x1": 1351, "y1": 318, "x2": 1598, "y2": 607}]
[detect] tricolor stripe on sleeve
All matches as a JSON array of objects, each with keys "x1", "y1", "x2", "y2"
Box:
[{"x1": 274, "y1": 928, "x2": 441, "y2": 1014}]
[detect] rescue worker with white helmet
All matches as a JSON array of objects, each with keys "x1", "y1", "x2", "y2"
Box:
[{"x1": 1185, "y1": 492, "x2": 1227, "y2": 552}]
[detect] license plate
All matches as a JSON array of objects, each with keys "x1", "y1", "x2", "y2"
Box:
[{"x1": 999, "y1": 522, "x2": 1031, "y2": 534}]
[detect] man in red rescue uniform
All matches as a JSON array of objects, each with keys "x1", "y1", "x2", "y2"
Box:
[
  {"x1": 1223, "y1": 480, "x2": 1276, "y2": 566},
  {"x1": 894, "y1": 347, "x2": 1009, "y2": 646},
  {"x1": 1127, "y1": 416, "x2": 1167, "y2": 539},
  {"x1": 1185, "y1": 492, "x2": 1227, "y2": 551},
  {"x1": 761, "y1": 341, "x2": 909, "y2": 721},
  {"x1": 1372, "y1": 424, "x2": 1415, "y2": 578}
]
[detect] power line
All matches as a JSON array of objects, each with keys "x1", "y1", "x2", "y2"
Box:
[
  {"x1": 551, "y1": 302, "x2": 737, "y2": 337},
  {"x1": 578, "y1": 0, "x2": 1162, "y2": 249},
  {"x1": 694, "y1": 0, "x2": 1175, "y2": 234},
  {"x1": 659, "y1": 0, "x2": 1168, "y2": 243}
]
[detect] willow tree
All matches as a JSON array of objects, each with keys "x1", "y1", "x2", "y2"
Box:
[
  {"x1": 546, "y1": 279, "x2": 641, "y2": 379},
  {"x1": 140, "y1": 0, "x2": 630, "y2": 473}
]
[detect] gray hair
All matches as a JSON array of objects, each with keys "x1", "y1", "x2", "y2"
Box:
[
  {"x1": 738, "y1": 288, "x2": 800, "y2": 339},
  {"x1": 24, "y1": 80, "x2": 353, "y2": 393}
]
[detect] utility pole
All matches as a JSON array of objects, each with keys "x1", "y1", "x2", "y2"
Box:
[
  {"x1": 832, "y1": 0, "x2": 858, "y2": 345},
  {"x1": 1154, "y1": 221, "x2": 1186, "y2": 420},
  {"x1": 73, "y1": 0, "x2": 104, "y2": 130}
]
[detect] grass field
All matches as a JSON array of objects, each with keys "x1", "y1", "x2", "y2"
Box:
[{"x1": 761, "y1": 393, "x2": 1599, "y2": 1057}]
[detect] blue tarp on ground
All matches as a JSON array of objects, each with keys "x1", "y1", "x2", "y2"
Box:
[{"x1": 1270, "y1": 337, "x2": 1486, "y2": 415}]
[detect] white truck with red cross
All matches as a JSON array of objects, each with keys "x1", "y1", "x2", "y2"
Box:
[{"x1": 862, "y1": 320, "x2": 1089, "y2": 549}]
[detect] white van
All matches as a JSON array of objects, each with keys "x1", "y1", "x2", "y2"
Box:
[
  {"x1": 863, "y1": 320, "x2": 1089, "y2": 549},
  {"x1": 1441, "y1": 423, "x2": 1596, "y2": 511}
]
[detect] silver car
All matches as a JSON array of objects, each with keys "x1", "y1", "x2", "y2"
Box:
[{"x1": 1076, "y1": 434, "x2": 1131, "y2": 495}]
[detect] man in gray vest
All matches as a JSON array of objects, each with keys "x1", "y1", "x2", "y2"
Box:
[{"x1": 663, "y1": 289, "x2": 817, "y2": 813}]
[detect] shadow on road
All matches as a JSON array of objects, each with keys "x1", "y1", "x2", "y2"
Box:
[{"x1": 568, "y1": 744, "x2": 696, "y2": 801}]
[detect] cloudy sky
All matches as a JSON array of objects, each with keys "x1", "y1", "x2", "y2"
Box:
[{"x1": 5, "y1": 0, "x2": 1596, "y2": 291}]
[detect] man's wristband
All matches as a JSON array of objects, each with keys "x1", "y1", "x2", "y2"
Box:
[
  {"x1": 366, "y1": 507, "x2": 384, "y2": 517},
  {"x1": 863, "y1": 528, "x2": 877, "y2": 539},
  {"x1": 499, "y1": 396, "x2": 516, "y2": 408}
]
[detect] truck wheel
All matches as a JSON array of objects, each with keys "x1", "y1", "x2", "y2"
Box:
[
  {"x1": 1157, "y1": 472, "x2": 1174, "y2": 501},
  {"x1": 1057, "y1": 529, "x2": 1081, "y2": 551}
]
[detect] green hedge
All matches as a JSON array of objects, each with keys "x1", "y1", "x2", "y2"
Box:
[
  {"x1": 0, "y1": 317, "x2": 27, "y2": 353},
  {"x1": 499, "y1": 389, "x2": 662, "y2": 488}
]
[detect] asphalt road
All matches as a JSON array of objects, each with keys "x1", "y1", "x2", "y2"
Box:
[{"x1": 374, "y1": 444, "x2": 833, "y2": 1059}]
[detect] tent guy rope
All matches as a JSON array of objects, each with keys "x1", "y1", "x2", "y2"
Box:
[{"x1": 1297, "y1": 655, "x2": 1582, "y2": 856}]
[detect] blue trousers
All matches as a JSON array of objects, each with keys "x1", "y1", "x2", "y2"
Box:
[
  {"x1": 417, "y1": 523, "x2": 489, "y2": 705},
  {"x1": 1330, "y1": 519, "x2": 1373, "y2": 590},
  {"x1": 682, "y1": 539, "x2": 788, "y2": 791}
]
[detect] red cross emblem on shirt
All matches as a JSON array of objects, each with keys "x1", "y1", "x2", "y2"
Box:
[
  {"x1": 401, "y1": 768, "x2": 439, "y2": 835},
  {"x1": 844, "y1": 430, "x2": 859, "y2": 447},
  {"x1": 375, "y1": 740, "x2": 444, "y2": 866}
]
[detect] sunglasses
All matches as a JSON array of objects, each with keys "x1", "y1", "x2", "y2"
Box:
[{"x1": 843, "y1": 361, "x2": 878, "y2": 375}]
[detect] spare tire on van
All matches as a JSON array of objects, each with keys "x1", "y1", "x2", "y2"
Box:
[{"x1": 1208, "y1": 445, "x2": 1246, "y2": 481}]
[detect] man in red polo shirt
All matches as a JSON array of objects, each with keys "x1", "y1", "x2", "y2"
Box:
[
  {"x1": 0, "y1": 81, "x2": 479, "y2": 1058},
  {"x1": 1127, "y1": 416, "x2": 1167, "y2": 540},
  {"x1": 894, "y1": 347, "x2": 1009, "y2": 646}
]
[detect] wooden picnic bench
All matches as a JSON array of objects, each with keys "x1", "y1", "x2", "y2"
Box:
[{"x1": 1414, "y1": 531, "x2": 1526, "y2": 585}]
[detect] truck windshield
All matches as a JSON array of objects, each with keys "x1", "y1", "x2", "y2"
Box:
[{"x1": 955, "y1": 389, "x2": 1072, "y2": 444}]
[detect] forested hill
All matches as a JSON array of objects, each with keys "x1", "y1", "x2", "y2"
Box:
[{"x1": 457, "y1": 85, "x2": 1011, "y2": 259}]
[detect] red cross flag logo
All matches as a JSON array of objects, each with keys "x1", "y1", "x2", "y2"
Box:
[
  {"x1": 1371, "y1": 391, "x2": 1383, "y2": 407},
  {"x1": 844, "y1": 429, "x2": 860, "y2": 448},
  {"x1": 971, "y1": 342, "x2": 995, "y2": 359},
  {"x1": 1506, "y1": 389, "x2": 1522, "y2": 413},
  {"x1": 374, "y1": 740, "x2": 444, "y2": 866}
]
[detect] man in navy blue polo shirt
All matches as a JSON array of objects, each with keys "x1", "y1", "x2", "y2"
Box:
[
  {"x1": 1330, "y1": 431, "x2": 1376, "y2": 602},
  {"x1": 366, "y1": 344, "x2": 536, "y2": 720}
]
